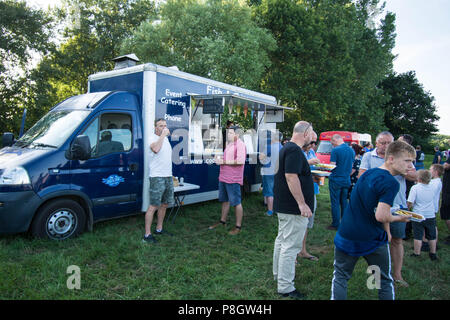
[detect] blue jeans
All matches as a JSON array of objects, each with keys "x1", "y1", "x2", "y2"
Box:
[
  {"x1": 331, "y1": 245, "x2": 395, "y2": 300},
  {"x1": 329, "y1": 180, "x2": 349, "y2": 228}
]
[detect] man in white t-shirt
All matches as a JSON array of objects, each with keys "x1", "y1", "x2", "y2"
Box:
[{"x1": 143, "y1": 119, "x2": 174, "y2": 244}]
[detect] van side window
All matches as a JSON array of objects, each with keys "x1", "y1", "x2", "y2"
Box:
[
  {"x1": 82, "y1": 117, "x2": 99, "y2": 156},
  {"x1": 81, "y1": 113, "x2": 132, "y2": 158}
]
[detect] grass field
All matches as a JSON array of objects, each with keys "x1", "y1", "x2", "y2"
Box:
[{"x1": 0, "y1": 155, "x2": 449, "y2": 300}]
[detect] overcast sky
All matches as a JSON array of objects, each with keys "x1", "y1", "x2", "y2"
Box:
[
  {"x1": 383, "y1": 0, "x2": 450, "y2": 136},
  {"x1": 26, "y1": 0, "x2": 450, "y2": 136}
]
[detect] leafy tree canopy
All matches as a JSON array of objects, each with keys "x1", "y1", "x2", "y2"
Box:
[
  {"x1": 254, "y1": 0, "x2": 396, "y2": 138},
  {"x1": 24, "y1": 0, "x2": 156, "y2": 133},
  {"x1": 0, "y1": 0, "x2": 53, "y2": 134},
  {"x1": 121, "y1": 0, "x2": 276, "y2": 90},
  {"x1": 380, "y1": 71, "x2": 439, "y2": 148}
]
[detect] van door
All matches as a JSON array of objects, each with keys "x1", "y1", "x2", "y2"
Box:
[{"x1": 70, "y1": 111, "x2": 140, "y2": 220}]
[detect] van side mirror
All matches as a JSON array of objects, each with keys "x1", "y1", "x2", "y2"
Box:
[
  {"x1": 68, "y1": 135, "x2": 91, "y2": 160},
  {"x1": 2, "y1": 132, "x2": 14, "y2": 147}
]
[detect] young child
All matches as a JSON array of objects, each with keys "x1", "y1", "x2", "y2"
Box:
[
  {"x1": 430, "y1": 164, "x2": 444, "y2": 212},
  {"x1": 419, "y1": 164, "x2": 444, "y2": 251},
  {"x1": 407, "y1": 169, "x2": 438, "y2": 260}
]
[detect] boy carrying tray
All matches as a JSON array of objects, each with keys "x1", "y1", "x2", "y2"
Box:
[{"x1": 331, "y1": 141, "x2": 414, "y2": 300}]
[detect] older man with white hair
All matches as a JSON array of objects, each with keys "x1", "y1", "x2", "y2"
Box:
[{"x1": 358, "y1": 131, "x2": 394, "y2": 178}]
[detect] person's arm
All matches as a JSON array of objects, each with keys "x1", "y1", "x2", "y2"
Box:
[
  {"x1": 258, "y1": 152, "x2": 268, "y2": 164},
  {"x1": 375, "y1": 202, "x2": 410, "y2": 223},
  {"x1": 285, "y1": 173, "x2": 312, "y2": 218},
  {"x1": 330, "y1": 148, "x2": 336, "y2": 166},
  {"x1": 309, "y1": 149, "x2": 320, "y2": 165},
  {"x1": 406, "y1": 201, "x2": 413, "y2": 211},
  {"x1": 445, "y1": 162, "x2": 450, "y2": 170},
  {"x1": 150, "y1": 128, "x2": 170, "y2": 153},
  {"x1": 383, "y1": 222, "x2": 392, "y2": 243},
  {"x1": 405, "y1": 167, "x2": 417, "y2": 182},
  {"x1": 357, "y1": 152, "x2": 370, "y2": 179},
  {"x1": 223, "y1": 142, "x2": 246, "y2": 166},
  {"x1": 357, "y1": 168, "x2": 366, "y2": 179}
]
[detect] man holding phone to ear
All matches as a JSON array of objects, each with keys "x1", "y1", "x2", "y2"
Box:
[{"x1": 143, "y1": 118, "x2": 174, "y2": 243}]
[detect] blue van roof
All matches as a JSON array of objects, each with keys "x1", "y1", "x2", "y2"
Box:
[{"x1": 53, "y1": 92, "x2": 111, "y2": 110}]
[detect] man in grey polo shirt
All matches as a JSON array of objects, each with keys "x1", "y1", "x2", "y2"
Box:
[{"x1": 358, "y1": 131, "x2": 393, "y2": 178}]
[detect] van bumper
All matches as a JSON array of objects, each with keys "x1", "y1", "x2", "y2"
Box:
[{"x1": 0, "y1": 190, "x2": 41, "y2": 234}]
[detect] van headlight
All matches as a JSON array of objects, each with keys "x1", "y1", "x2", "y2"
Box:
[{"x1": 0, "y1": 167, "x2": 31, "y2": 185}]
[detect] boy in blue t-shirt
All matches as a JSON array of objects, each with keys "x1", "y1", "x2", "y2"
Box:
[{"x1": 331, "y1": 141, "x2": 415, "y2": 300}]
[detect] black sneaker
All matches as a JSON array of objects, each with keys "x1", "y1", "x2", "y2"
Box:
[
  {"x1": 429, "y1": 253, "x2": 438, "y2": 261},
  {"x1": 154, "y1": 230, "x2": 173, "y2": 236},
  {"x1": 278, "y1": 289, "x2": 306, "y2": 300},
  {"x1": 142, "y1": 234, "x2": 158, "y2": 243}
]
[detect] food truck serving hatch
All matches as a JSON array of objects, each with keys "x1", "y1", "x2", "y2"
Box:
[{"x1": 187, "y1": 93, "x2": 292, "y2": 122}]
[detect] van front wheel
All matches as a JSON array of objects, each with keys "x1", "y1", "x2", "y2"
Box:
[{"x1": 31, "y1": 199, "x2": 86, "y2": 240}]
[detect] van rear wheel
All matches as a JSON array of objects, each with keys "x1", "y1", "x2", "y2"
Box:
[{"x1": 31, "y1": 199, "x2": 86, "y2": 240}]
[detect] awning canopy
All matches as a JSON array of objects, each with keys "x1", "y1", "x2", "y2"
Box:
[{"x1": 187, "y1": 93, "x2": 292, "y2": 112}]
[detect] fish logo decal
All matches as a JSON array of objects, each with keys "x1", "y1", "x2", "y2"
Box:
[{"x1": 102, "y1": 174, "x2": 125, "y2": 187}]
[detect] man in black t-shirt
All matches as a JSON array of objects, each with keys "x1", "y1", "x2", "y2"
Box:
[{"x1": 273, "y1": 121, "x2": 314, "y2": 300}]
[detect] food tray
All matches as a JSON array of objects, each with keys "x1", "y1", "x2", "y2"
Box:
[
  {"x1": 315, "y1": 163, "x2": 336, "y2": 171},
  {"x1": 311, "y1": 170, "x2": 331, "y2": 177},
  {"x1": 394, "y1": 209, "x2": 425, "y2": 222}
]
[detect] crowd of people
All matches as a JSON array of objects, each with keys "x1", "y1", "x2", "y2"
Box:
[
  {"x1": 261, "y1": 124, "x2": 449, "y2": 300},
  {"x1": 143, "y1": 118, "x2": 449, "y2": 300}
]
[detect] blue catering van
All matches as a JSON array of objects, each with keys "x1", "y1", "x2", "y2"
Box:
[{"x1": 0, "y1": 56, "x2": 288, "y2": 240}]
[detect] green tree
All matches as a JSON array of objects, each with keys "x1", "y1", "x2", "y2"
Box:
[
  {"x1": 0, "y1": 0, "x2": 53, "y2": 135},
  {"x1": 254, "y1": 0, "x2": 396, "y2": 137},
  {"x1": 26, "y1": 0, "x2": 156, "y2": 131},
  {"x1": 121, "y1": 0, "x2": 276, "y2": 91},
  {"x1": 380, "y1": 71, "x2": 439, "y2": 147},
  {"x1": 428, "y1": 134, "x2": 450, "y2": 155}
]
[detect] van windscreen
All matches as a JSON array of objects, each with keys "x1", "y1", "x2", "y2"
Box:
[
  {"x1": 14, "y1": 110, "x2": 90, "y2": 149},
  {"x1": 317, "y1": 140, "x2": 332, "y2": 154}
]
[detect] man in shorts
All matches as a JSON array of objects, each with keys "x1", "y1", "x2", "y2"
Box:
[
  {"x1": 143, "y1": 119, "x2": 174, "y2": 243},
  {"x1": 209, "y1": 126, "x2": 247, "y2": 235}
]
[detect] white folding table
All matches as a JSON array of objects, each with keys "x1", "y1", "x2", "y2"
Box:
[{"x1": 167, "y1": 182, "x2": 200, "y2": 223}]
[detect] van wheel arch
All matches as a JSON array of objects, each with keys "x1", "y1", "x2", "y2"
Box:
[{"x1": 30, "y1": 196, "x2": 92, "y2": 240}]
